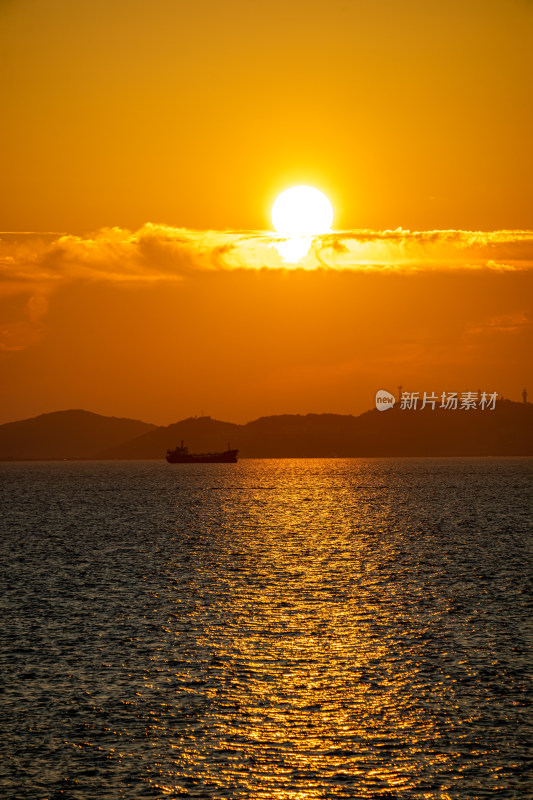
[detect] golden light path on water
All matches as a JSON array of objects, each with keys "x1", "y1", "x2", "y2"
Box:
[{"x1": 1, "y1": 458, "x2": 531, "y2": 799}]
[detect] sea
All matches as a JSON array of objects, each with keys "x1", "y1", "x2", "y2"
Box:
[{"x1": 1, "y1": 458, "x2": 532, "y2": 800}]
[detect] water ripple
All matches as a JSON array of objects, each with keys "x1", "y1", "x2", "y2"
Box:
[{"x1": 1, "y1": 458, "x2": 532, "y2": 798}]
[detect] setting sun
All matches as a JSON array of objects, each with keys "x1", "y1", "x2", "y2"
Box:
[{"x1": 271, "y1": 186, "x2": 334, "y2": 237}]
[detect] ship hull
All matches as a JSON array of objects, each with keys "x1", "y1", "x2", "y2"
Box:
[{"x1": 166, "y1": 449, "x2": 238, "y2": 464}]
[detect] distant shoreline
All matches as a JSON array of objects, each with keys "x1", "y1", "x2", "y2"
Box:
[
  {"x1": 1, "y1": 404, "x2": 531, "y2": 460},
  {"x1": 2, "y1": 455, "x2": 532, "y2": 462}
]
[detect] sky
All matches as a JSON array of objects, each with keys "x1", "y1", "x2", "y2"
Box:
[{"x1": 1, "y1": 0, "x2": 532, "y2": 425}]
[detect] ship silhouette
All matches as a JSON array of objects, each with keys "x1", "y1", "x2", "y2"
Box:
[{"x1": 166, "y1": 440, "x2": 238, "y2": 463}]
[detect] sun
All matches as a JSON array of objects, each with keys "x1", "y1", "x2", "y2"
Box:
[{"x1": 271, "y1": 185, "x2": 333, "y2": 237}]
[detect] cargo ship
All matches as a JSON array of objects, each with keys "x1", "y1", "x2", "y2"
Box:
[{"x1": 166, "y1": 441, "x2": 238, "y2": 463}]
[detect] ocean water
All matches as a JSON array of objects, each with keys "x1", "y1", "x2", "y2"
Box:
[{"x1": 0, "y1": 458, "x2": 531, "y2": 800}]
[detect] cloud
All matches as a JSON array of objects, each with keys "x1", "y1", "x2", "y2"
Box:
[
  {"x1": 0, "y1": 223, "x2": 529, "y2": 356},
  {"x1": 0, "y1": 223, "x2": 529, "y2": 353},
  {"x1": 1, "y1": 225, "x2": 532, "y2": 353},
  {"x1": 466, "y1": 311, "x2": 533, "y2": 335},
  {"x1": 1, "y1": 225, "x2": 532, "y2": 294},
  {"x1": 312, "y1": 229, "x2": 533, "y2": 272}
]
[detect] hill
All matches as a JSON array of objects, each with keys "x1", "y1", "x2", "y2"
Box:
[
  {"x1": 96, "y1": 401, "x2": 533, "y2": 459},
  {"x1": 0, "y1": 402, "x2": 531, "y2": 460},
  {"x1": 0, "y1": 410, "x2": 156, "y2": 460},
  {"x1": 97, "y1": 416, "x2": 242, "y2": 459}
]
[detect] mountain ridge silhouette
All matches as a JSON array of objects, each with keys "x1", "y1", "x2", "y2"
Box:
[{"x1": 0, "y1": 402, "x2": 531, "y2": 459}]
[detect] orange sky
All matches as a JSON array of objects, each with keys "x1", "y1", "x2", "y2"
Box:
[{"x1": 0, "y1": 0, "x2": 532, "y2": 424}]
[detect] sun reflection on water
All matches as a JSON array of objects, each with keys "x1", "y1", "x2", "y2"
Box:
[
  {"x1": 133, "y1": 460, "x2": 531, "y2": 797},
  {"x1": 1, "y1": 458, "x2": 531, "y2": 798}
]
